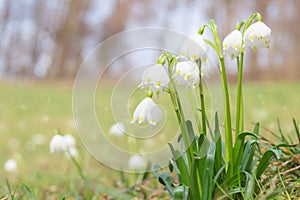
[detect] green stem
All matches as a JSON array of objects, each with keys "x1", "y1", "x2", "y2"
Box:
[
  {"x1": 188, "y1": 89, "x2": 201, "y2": 134},
  {"x1": 219, "y1": 57, "x2": 233, "y2": 175},
  {"x1": 197, "y1": 59, "x2": 207, "y2": 135},
  {"x1": 67, "y1": 151, "x2": 86, "y2": 181},
  {"x1": 165, "y1": 53, "x2": 194, "y2": 167},
  {"x1": 199, "y1": 78, "x2": 207, "y2": 135},
  {"x1": 235, "y1": 53, "x2": 244, "y2": 137}
]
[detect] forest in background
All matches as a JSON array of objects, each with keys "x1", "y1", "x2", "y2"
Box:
[{"x1": 0, "y1": 0, "x2": 299, "y2": 80}]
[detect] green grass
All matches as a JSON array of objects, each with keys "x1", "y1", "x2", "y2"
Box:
[{"x1": 0, "y1": 81, "x2": 299, "y2": 198}]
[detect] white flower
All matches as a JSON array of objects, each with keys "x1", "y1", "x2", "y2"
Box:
[
  {"x1": 4, "y1": 159, "x2": 17, "y2": 172},
  {"x1": 180, "y1": 34, "x2": 208, "y2": 61},
  {"x1": 64, "y1": 134, "x2": 76, "y2": 149},
  {"x1": 139, "y1": 64, "x2": 170, "y2": 97},
  {"x1": 49, "y1": 134, "x2": 76, "y2": 154},
  {"x1": 66, "y1": 146, "x2": 78, "y2": 158},
  {"x1": 109, "y1": 122, "x2": 126, "y2": 136},
  {"x1": 223, "y1": 30, "x2": 242, "y2": 59},
  {"x1": 244, "y1": 21, "x2": 271, "y2": 50},
  {"x1": 49, "y1": 134, "x2": 66, "y2": 153},
  {"x1": 128, "y1": 154, "x2": 145, "y2": 170},
  {"x1": 173, "y1": 61, "x2": 200, "y2": 88},
  {"x1": 131, "y1": 97, "x2": 162, "y2": 126}
]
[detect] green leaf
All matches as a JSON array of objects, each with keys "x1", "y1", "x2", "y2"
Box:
[
  {"x1": 168, "y1": 143, "x2": 191, "y2": 186},
  {"x1": 292, "y1": 118, "x2": 300, "y2": 143},
  {"x1": 21, "y1": 182, "x2": 35, "y2": 200},
  {"x1": 214, "y1": 113, "x2": 224, "y2": 175},
  {"x1": 186, "y1": 120, "x2": 198, "y2": 153},
  {"x1": 244, "y1": 171, "x2": 255, "y2": 200},
  {"x1": 233, "y1": 132, "x2": 258, "y2": 174},
  {"x1": 202, "y1": 142, "x2": 216, "y2": 200},
  {"x1": 174, "y1": 186, "x2": 184, "y2": 200},
  {"x1": 241, "y1": 140, "x2": 259, "y2": 172},
  {"x1": 256, "y1": 148, "x2": 281, "y2": 179},
  {"x1": 253, "y1": 122, "x2": 260, "y2": 135},
  {"x1": 190, "y1": 156, "x2": 205, "y2": 200}
]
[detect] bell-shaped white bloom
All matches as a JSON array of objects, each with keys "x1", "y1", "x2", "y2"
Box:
[
  {"x1": 64, "y1": 134, "x2": 76, "y2": 149},
  {"x1": 223, "y1": 30, "x2": 242, "y2": 59},
  {"x1": 139, "y1": 64, "x2": 170, "y2": 97},
  {"x1": 173, "y1": 61, "x2": 200, "y2": 89},
  {"x1": 131, "y1": 97, "x2": 162, "y2": 126},
  {"x1": 109, "y1": 122, "x2": 126, "y2": 136},
  {"x1": 4, "y1": 158, "x2": 17, "y2": 172},
  {"x1": 244, "y1": 21, "x2": 271, "y2": 50},
  {"x1": 49, "y1": 134, "x2": 77, "y2": 154},
  {"x1": 180, "y1": 34, "x2": 208, "y2": 61},
  {"x1": 66, "y1": 146, "x2": 78, "y2": 158},
  {"x1": 128, "y1": 154, "x2": 145, "y2": 170},
  {"x1": 49, "y1": 134, "x2": 66, "y2": 153}
]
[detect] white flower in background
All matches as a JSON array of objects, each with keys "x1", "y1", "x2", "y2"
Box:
[
  {"x1": 128, "y1": 154, "x2": 145, "y2": 170},
  {"x1": 49, "y1": 134, "x2": 77, "y2": 156},
  {"x1": 139, "y1": 64, "x2": 170, "y2": 97},
  {"x1": 173, "y1": 61, "x2": 200, "y2": 88},
  {"x1": 4, "y1": 158, "x2": 17, "y2": 172},
  {"x1": 180, "y1": 34, "x2": 208, "y2": 61},
  {"x1": 64, "y1": 134, "x2": 76, "y2": 149},
  {"x1": 49, "y1": 134, "x2": 66, "y2": 153},
  {"x1": 244, "y1": 21, "x2": 271, "y2": 50},
  {"x1": 223, "y1": 30, "x2": 242, "y2": 59},
  {"x1": 109, "y1": 122, "x2": 126, "y2": 136},
  {"x1": 66, "y1": 146, "x2": 78, "y2": 158},
  {"x1": 131, "y1": 97, "x2": 162, "y2": 126}
]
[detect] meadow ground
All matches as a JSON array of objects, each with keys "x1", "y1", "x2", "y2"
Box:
[{"x1": 0, "y1": 81, "x2": 299, "y2": 198}]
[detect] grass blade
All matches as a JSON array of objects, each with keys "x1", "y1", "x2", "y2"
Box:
[{"x1": 21, "y1": 182, "x2": 35, "y2": 200}]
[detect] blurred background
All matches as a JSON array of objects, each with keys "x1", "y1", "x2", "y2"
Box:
[
  {"x1": 1, "y1": 0, "x2": 300, "y2": 197},
  {"x1": 0, "y1": 0, "x2": 299, "y2": 80}
]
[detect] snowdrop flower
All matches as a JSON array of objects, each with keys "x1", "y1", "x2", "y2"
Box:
[
  {"x1": 128, "y1": 154, "x2": 145, "y2": 170},
  {"x1": 66, "y1": 146, "x2": 78, "y2": 158},
  {"x1": 139, "y1": 64, "x2": 170, "y2": 97},
  {"x1": 244, "y1": 21, "x2": 271, "y2": 50},
  {"x1": 4, "y1": 158, "x2": 17, "y2": 172},
  {"x1": 49, "y1": 134, "x2": 66, "y2": 153},
  {"x1": 109, "y1": 122, "x2": 126, "y2": 136},
  {"x1": 180, "y1": 34, "x2": 208, "y2": 61},
  {"x1": 49, "y1": 134, "x2": 77, "y2": 154},
  {"x1": 131, "y1": 97, "x2": 162, "y2": 126},
  {"x1": 64, "y1": 134, "x2": 76, "y2": 149},
  {"x1": 223, "y1": 30, "x2": 242, "y2": 59},
  {"x1": 173, "y1": 61, "x2": 200, "y2": 89}
]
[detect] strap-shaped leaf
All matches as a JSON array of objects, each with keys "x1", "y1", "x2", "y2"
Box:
[
  {"x1": 202, "y1": 142, "x2": 216, "y2": 200},
  {"x1": 153, "y1": 164, "x2": 175, "y2": 197},
  {"x1": 168, "y1": 143, "x2": 191, "y2": 186},
  {"x1": 256, "y1": 148, "x2": 282, "y2": 179},
  {"x1": 233, "y1": 132, "x2": 258, "y2": 173}
]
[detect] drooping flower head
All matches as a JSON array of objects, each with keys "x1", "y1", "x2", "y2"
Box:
[
  {"x1": 131, "y1": 97, "x2": 162, "y2": 126},
  {"x1": 4, "y1": 158, "x2": 17, "y2": 172},
  {"x1": 139, "y1": 64, "x2": 170, "y2": 97},
  {"x1": 244, "y1": 21, "x2": 271, "y2": 50},
  {"x1": 173, "y1": 61, "x2": 200, "y2": 89},
  {"x1": 128, "y1": 154, "x2": 145, "y2": 170},
  {"x1": 180, "y1": 34, "x2": 208, "y2": 61},
  {"x1": 223, "y1": 30, "x2": 242, "y2": 59},
  {"x1": 49, "y1": 134, "x2": 77, "y2": 156},
  {"x1": 49, "y1": 134, "x2": 66, "y2": 153},
  {"x1": 109, "y1": 122, "x2": 126, "y2": 136}
]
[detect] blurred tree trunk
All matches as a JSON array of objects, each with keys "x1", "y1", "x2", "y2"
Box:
[{"x1": 47, "y1": 0, "x2": 90, "y2": 79}]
